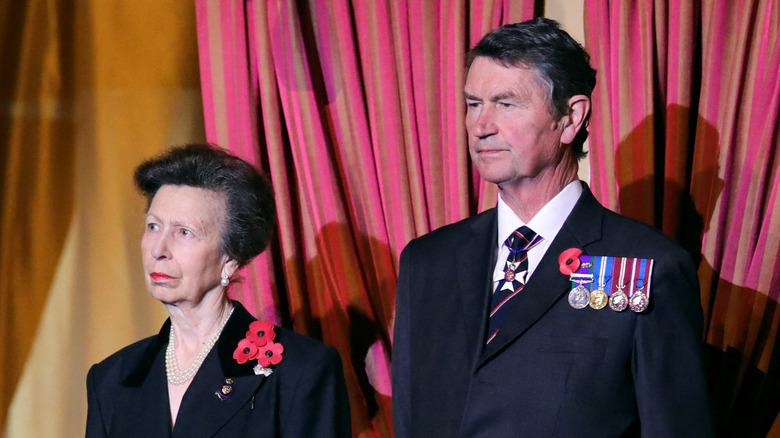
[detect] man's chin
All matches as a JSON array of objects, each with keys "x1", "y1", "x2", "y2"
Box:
[{"x1": 476, "y1": 169, "x2": 514, "y2": 186}]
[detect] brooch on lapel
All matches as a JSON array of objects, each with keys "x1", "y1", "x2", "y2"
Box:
[
  {"x1": 215, "y1": 378, "x2": 234, "y2": 401},
  {"x1": 232, "y1": 320, "x2": 284, "y2": 377},
  {"x1": 559, "y1": 248, "x2": 654, "y2": 313}
]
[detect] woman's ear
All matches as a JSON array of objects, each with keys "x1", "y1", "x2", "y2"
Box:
[
  {"x1": 222, "y1": 258, "x2": 240, "y2": 280},
  {"x1": 560, "y1": 95, "x2": 591, "y2": 145}
]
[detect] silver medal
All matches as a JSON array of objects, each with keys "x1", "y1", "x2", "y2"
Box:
[
  {"x1": 609, "y1": 290, "x2": 628, "y2": 312},
  {"x1": 629, "y1": 291, "x2": 648, "y2": 312},
  {"x1": 568, "y1": 284, "x2": 590, "y2": 309}
]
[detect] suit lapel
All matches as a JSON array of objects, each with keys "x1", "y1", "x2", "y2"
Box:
[
  {"x1": 171, "y1": 356, "x2": 265, "y2": 438},
  {"x1": 114, "y1": 320, "x2": 174, "y2": 436},
  {"x1": 479, "y1": 185, "x2": 605, "y2": 366},
  {"x1": 171, "y1": 302, "x2": 268, "y2": 438},
  {"x1": 121, "y1": 348, "x2": 175, "y2": 437},
  {"x1": 456, "y1": 209, "x2": 498, "y2": 372}
]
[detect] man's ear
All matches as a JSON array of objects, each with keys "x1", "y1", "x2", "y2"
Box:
[{"x1": 560, "y1": 95, "x2": 591, "y2": 145}]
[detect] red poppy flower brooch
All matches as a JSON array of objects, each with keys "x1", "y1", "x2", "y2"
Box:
[
  {"x1": 232, "y1": 320, "x2": 284, "y2": 376},
  {"x1": 558, "y1": 248, "x2": 655, "y2": 313}
]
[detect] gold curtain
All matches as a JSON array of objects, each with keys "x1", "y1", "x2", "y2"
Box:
[{"x1": 0, "y1": 1, "x2": 204, "y2": 436}]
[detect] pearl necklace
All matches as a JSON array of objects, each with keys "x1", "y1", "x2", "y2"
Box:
[{"x1": 165, "y1": 306, "x2": 235, "y2": 385}]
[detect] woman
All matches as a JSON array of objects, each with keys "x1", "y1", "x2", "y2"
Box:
[{"x1": 86, "y1": 144, "x2": 351, "y2": 437}]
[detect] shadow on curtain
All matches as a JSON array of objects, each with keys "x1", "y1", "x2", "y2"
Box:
[{"x1": 585, "y1": 1, "x2": 780, "y2": 436}]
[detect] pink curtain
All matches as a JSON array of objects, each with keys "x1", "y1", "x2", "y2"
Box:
[
  {"x1": 194, "y1": 1, "x2": 536, "y2": 436},
  {"x1": 584, "y1": 0, "x2": 780, "y2": 435}
]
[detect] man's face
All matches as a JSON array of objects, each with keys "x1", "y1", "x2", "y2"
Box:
[{"x1": 464, "y1": 57, "x2": 567, "y2": 190}]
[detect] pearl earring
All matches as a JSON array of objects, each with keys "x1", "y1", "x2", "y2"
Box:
[{"x1": 220, "y1": 274, "x2": 230, "y2": 287}]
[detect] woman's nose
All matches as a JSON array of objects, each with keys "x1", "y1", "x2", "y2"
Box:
[{"x1": 150, "y1": 233, "x2": 170, "y2": 260}]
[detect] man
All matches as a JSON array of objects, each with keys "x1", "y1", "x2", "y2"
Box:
[{"x1": 392, "y1": 18, "x2": 712, "y2": 437}]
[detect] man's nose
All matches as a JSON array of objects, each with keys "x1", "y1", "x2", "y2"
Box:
[{"x1": 470, "y1": 107, "x2": 498, "y2": 138}]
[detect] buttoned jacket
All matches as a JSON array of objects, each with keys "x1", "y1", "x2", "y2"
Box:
[{"x1": 392, "y1": 184, "x2": 712, "y2": 437}]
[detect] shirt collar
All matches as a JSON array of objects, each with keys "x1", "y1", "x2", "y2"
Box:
[{"x1": 497, "y1": 181, "x2": 583, "y2": 248}]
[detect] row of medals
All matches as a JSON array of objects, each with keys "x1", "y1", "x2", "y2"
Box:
[
  {"x1": 503, "y1": 259, "x2": 649, "y2": 312},
  {"x1": 568, "y1": 280, "x2": 648, "y2": 312}
]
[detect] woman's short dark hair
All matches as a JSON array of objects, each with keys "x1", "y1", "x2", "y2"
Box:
[
  {"x1": 134, "y1": 144, "x2": 276, "y2": 266},
  {"x1": 466, "y1": 18, "x2": 597, "y2": 159}
]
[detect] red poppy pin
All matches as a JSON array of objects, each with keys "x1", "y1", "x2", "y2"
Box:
[
  {"x1": 233, "y1": 320, "x2": 284, "y2": 376},
  {"x1": 558, "y1": 248, "x2": 583, "y2": 275}
]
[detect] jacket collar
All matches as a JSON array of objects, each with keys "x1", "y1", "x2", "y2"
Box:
[
  {"x1": 123, "y1": 300, "x2": 260, "y2": 387},
  {"x1": 119, "y1": 301, "x2": 272, "y2": 437}
]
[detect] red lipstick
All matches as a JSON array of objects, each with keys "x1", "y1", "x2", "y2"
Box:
[{"x1": 150, "y1": 272, "x2": 175, "y2": 281}]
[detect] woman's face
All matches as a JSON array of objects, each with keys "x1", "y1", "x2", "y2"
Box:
[{"x1": 141, "y1": 185, "x2": 234, "y2": 307}]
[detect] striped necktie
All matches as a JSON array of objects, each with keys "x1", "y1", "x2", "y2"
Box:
[{"x1": 486, "y1": 226, "x2": 543, "y2": 344}]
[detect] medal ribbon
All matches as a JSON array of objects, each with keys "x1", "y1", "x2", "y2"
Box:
[
  {"x1": 627, "y1": 258, "x2": 638, "y2": 298},
  {"x1": 608, "y1": 257, "x2": 618, "y2": 294},
  {"x1": 637, "y1": 258, "x2": 653, "y2": 299},
  {"x1": 613, "y1": 257, "x2": 627, "y2": 296},
  {"x1": 597, "y1": 256, "x2": 610, "y2": 295},
  {"x1": 570, "y1": 255, "x2": 594, "y2": 290}
]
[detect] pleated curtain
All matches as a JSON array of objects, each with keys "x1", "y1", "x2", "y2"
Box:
[
  {"x1": 195, "y1": 1, "x2": 536, "y2": 436},
  {"x1": 584, "y1": 1, "x2": 780, "y2": 435}
]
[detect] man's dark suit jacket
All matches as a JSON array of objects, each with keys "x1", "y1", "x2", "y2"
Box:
[
  {"x1": 86, "y1": 301, "x2": 351, "y2": 437},
  {"x1": 392, "y1": 184, "x2": 712, "y2": 437}
]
